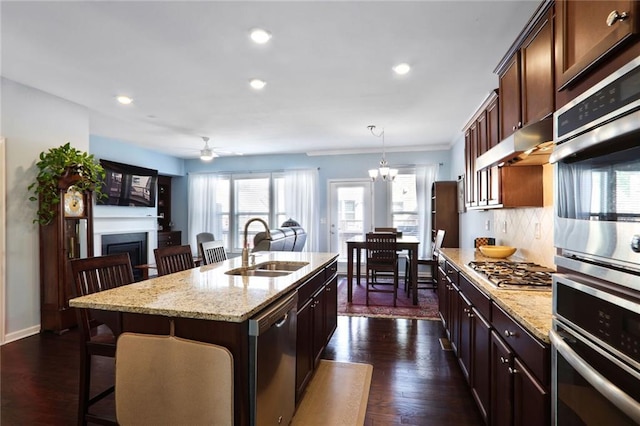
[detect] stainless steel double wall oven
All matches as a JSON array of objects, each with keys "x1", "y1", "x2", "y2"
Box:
[{"x1": 550, "y1": 56, "x2": 640, "y2": 425}]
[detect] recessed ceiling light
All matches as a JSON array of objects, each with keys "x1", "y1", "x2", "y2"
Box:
[
  {"x1": 393, "y1": 63, "x2": 411, "y2": 75},
  {"x1": 249, "y1": 79, "x2": 267, "y2": 90},
  {"x1": 250, "y1": 28, "x2": 272, "y2": 44},
  {"x1": 116, "y1": 95, "x2": 133, "y2": 105}
]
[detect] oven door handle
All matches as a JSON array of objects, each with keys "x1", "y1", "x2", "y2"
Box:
[{"x1": 550, "y1": 329, "x2": 640, "y2": 423}]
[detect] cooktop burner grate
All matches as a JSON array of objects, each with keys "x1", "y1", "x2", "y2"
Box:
[{"x1": 468, "y1": 261, "x2": 554, "y2": 290}]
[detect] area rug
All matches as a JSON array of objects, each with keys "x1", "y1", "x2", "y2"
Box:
[
  {"x1": 337, "y1": 277, "x2": 440, "y2": 320},
  {"x1": 291, "y1": 360, "x2": 373, "y2": 426}
]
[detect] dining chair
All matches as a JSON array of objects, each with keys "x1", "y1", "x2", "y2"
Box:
[
  {"x1": 196, "y1": 232, "x2": 215, "y2": 259},
  {"x1": 154, "y1": 245, "x2": 195, "y2": 276},
  {"x1": 365, "y1": 232, "x2": 398, "y2": 307},
  {"x1": 374, "y1": 227, "x2": 409, "y2": 287},
  {"x1": 201, "y1": 240, "x2": 228, "y2": 265},
  {"x1": 407, "y1": 230, "x2": 446, "y2": 298},
  {"x1": 115, "y1": 331, "x2": 234, "y2": 425},
  {"x1": 69, "y1": 252, "x2": 135, "y2": 426}
]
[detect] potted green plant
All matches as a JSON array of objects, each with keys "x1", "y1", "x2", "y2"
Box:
[{"x1": 28, "y1": 142, "x2": 106, "y2": 225}]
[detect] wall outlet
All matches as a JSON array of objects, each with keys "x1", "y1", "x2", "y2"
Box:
[
  {"x1": 534, "y1": 222, "x2": 541, "y2": 239},
  {"x1": 485, "y1": 220, "x2": 490, "y2": 231},
  {"x1": 502, "y1": 220, "x2": 507, "y2": 233}
]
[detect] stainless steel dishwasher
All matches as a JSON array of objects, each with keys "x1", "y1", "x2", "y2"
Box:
[{"x1": 249, "y1": 291, "x2": 297, "y2": 426}]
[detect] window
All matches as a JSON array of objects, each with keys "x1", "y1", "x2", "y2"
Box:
[
  {"x1": 391, "y1": 171, "x2": 418, "y2": 237},
  {"x1": 217, "y1": 174, "x2": 285, "y2": 251}
]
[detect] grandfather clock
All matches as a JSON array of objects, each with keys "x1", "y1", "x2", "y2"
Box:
[{"x1": 39, "y1": 173, "x2": 94, "y2": 333}]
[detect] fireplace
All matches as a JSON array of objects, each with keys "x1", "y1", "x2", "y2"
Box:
[{"x1": 101, "y1": 232, "x2": 148, "y2": 281}]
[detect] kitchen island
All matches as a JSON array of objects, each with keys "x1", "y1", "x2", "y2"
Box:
[{"x1": 70, "y1": 251, "x2": 339, "y2": 426}]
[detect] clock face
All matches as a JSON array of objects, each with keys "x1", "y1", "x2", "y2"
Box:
[{"x1": 64, "y1": 189, "x2": 84, "y2": 217}]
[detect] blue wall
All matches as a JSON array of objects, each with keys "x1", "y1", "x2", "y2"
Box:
[{"x1": 90, "y1": 135, "x2": 456, "y2": 251}]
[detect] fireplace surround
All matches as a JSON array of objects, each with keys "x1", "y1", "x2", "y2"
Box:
[{"x1": 101, "y1": 233, "x2": 147, "y2": 281}]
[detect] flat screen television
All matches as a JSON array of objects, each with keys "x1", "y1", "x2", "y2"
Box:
[{"x1": 97, "y1": 160, "x2": 158, "y2": 207}]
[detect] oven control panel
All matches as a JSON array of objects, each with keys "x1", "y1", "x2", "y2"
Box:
[{"x1": 554, "y1": 276, "x2": 640, "y2": 365}]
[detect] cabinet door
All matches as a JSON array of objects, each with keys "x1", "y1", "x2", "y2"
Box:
[
  {"x1": 312, "y1": 288, "x2": 326, "y2": 366},
  {"x1": 458, "y1": 293, "x2": 473, "y2": 383},
  {"x1": 486, "y1": 96, "x2": 500, "y2": 150},
  {"x1": 448, "y1": 283, "x2": 460, "y2": 353},
  {"x1": 556, "y1": 0, "x2": 639, "y2": 89},
  {"x1": 499, "y1": 53, "x2": 522, "y2": 140},
  {"x1": 464, "y1": 131, "x2": 477, "y2": 208},
  {"x1": 295, "y1": 298, "x2": 314, "y2": 401},
  {"x1": 437, "y1": 266, "x2": 449, "y2": 327},
  {"x1": 521, "y1": 9, "x2": 554, "y2": 125},
  {"x1": 513, "y1": 357, "x2": 550, "y2": 426},
  {"x1": 324, "y1": 277, "x2": 338, "y2": 344},
  {"x1": 471, "y1": 308, "x2": 491, "y2": 424},
  {"x1": 491, "y1": 331, "x2": 513, "y2": 426}
]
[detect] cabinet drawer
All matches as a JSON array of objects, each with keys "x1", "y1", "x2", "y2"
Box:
[
  {"x1": 297, "y1": 270, "x2": 324, "y2": 309},
  {"x1": 158, "y1": 231, "x2": 181, "y2": 246},
  {"x1": 324, "y1": 260, "x2": 338, "y2": 281},
  {"x1": 444, "y1": 261, "x2": 459, "y2": 285},
  {"x1": 491, "y1": 302, "x2": 549, "y2": 385},
  {"x1": 459, "y1": 274, "x2": 491, "y2": 320}
]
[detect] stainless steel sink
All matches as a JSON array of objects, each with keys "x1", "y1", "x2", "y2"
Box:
[
  {"x1": 225, "y1": 261, "x2": 308, "y2": 277},
  {"x1": 225, "y1": 268, "x2": 291, "y2": 277},
  {"x1": 255, "y1": 261, "x2": 308, "y2": 272}
]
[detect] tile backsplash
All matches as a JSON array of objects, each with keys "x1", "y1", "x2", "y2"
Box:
[{"x1": 493, "y1": 206, "x2": 555, "y2": 268}]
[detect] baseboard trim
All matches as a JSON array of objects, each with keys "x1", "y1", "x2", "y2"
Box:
[{"x1": 3, "y1": 325, "x2": 40, "y2": 345}]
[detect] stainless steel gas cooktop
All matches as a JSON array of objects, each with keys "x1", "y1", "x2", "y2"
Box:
[{"x1": 468, "y1": 261, "x2": 554, "y2": 291}]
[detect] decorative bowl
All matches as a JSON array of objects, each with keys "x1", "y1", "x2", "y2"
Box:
[{"x1": 479, "y1": 245, "x2": 517, "y2": 258}]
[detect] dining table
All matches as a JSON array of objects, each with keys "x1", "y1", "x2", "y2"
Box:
[{"x1": 346, "y1": 235, "x2": 420, "y2": 305}]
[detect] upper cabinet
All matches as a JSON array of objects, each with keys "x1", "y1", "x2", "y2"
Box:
[
  {"x1": 497, "y1": 5, "x2": 555, "y2": 141},
  {"x1": 555, "y1": 0, "x2": 639, "y2": 90}
]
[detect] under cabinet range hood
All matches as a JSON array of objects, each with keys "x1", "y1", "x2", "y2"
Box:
[{"x1": 475, "y1": 117, "x2": 554, "y2": 170}]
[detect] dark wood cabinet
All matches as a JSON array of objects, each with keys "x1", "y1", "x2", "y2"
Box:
[
  {"x1": 295, "y1": 260, "x2": 338, "y2": 402},
  {"x1": 497, "y1": 5, "x2": 554, "y2": 141},
  {"x1": 157, "y1": 175, "x2": 172, "y2": 232},
  {"x1": 556, "y1": 0, "x2": 639, "y2": 90},
  {"x1": 439, "y1": 264, "x2": 550, "y2": 426},
  {"x1": 157, "y1": 230, "x2": 182, "y2": 248},
  {"x1": 521, "y1": 9, "x2": 555, "y2": 124},
  {"x1": 431, "y1": 181, "x2": 459, "y2": 248},
  {"x1": 499, "y1": 53, "x2": 522, "y2": 141},
  {"x1": 464, "y1": 130, "x2": 477, "y2": 208},
  {"x1": 491, "y1": 330, "x2": 514, "y2": 426},
  {"x1": 40, "y1": 177, "x2": 94, "y2": 333}
]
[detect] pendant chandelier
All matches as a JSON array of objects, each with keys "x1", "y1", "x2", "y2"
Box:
[
  {"x1": 200, "y1": 136, "x2": 214, "y2": 161},
  {"x1": 367, "y1": 125, "x2": 398, "y2": 181}
]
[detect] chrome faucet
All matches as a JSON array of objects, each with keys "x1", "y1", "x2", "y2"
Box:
[{"x1": 242, "y1": 218, "x2": 271, "y2": 266}]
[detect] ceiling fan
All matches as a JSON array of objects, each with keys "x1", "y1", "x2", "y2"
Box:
[{"x1": 199, "y1": 136, "x2": 242, "y2": 161}]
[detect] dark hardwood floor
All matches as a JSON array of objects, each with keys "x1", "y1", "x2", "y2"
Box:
[{"x1": 1, "y1": 316, "x2": 482, "y2": 425}]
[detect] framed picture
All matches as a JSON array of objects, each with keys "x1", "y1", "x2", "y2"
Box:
[{"x1": 457, "y1": 176, "x2": 466, "y2": 213}]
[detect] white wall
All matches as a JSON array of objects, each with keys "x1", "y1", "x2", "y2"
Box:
[{"x1": 1, "y1": 78, "x2": 90, "y2": 342}]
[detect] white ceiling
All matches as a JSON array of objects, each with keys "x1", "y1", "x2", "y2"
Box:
[{"x1": 1, "y1": 1, "x2": 541, "y2": 159}]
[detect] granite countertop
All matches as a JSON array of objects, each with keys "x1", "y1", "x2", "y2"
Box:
[
  {"x1": 438, "y1": 248, "x2": 553, "y2": 343},
  {"x1": 69, "y1": 252, "x2": 338, "y2": 323}
]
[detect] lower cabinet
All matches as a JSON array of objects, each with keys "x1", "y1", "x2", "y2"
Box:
[
  {"x1": 295, "y1": 260, "x2": 338, "y2": 402},
  {"x1": 439, "y1": 267, "x2": 550, "y2": 426}
]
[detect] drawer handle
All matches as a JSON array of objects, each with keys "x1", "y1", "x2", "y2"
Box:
[
  {"x1": 463, "y1": 308, "x2": 470, "y2": 313},
  {"x1": 500, "y1": 356, "x2": 508, "y2": 364},
  {"x1": 508, "y1": 367, "x2": 519, "y2": 375},
  {"x1": 606, "y1": 10, "x2": 629, "y2": 26},
  {"x1": 504, "y1": 330, "x2": 516, "y2": 338}
]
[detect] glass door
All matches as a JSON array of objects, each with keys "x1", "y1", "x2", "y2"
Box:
[{"x1": 328, "y1": 180, "x2": 373, "y2": 263}]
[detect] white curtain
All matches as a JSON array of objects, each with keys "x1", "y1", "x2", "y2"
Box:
[
  {"x1": 416, "y1": 164, "x2": 439, "y2": 258},
  {"x1": 187, "y1": 173, "x2": 223, "y2": 254},
  {"x1": 284, "y1": 169, "x2": 319, "y2": 252}
]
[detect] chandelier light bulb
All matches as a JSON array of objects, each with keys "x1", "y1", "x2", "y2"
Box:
[{"x1": 393, "y1": 63, "x2": 411, "y2": 75}]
